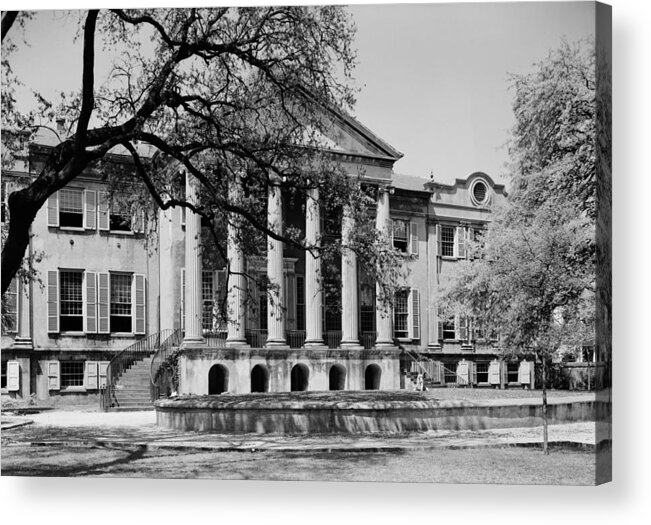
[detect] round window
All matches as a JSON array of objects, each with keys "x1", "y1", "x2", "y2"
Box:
[{"x1": 470, "y1": 180, "x2": 490, "y2": 206}]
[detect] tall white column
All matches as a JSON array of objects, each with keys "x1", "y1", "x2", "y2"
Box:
[
  {"x1": 340, "y1": 205, "x2": 362, "y2": 349},
  {"x1": 266, "y1": 181, "x2": 287, "y2": 347},
  {"x1": 304, "y1": 187, "x2": 325, "y2": 347},
  {"x1": 226, "y1": 177, "x2": 248, "y2": 347},
  {"x1": 183, "y1": 173, "x2": 204, "y2": 344},
  {"x1": 375, "y1": 186, "x2": 395, "y2": 347}
]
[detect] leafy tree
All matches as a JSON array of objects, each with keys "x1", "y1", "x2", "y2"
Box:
[
  {"x1": 438, "y1": 40, "x2": 601, "y2": 454},
  {"x1": 2, "y1": 7, "x2": 406, "y2": 303}
]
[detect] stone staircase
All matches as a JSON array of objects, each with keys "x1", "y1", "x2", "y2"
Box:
[{"x1": 109, "y1": 355, "x2": 155, "y2": 410}]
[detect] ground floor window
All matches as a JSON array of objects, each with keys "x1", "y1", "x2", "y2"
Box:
[
  {"x1": 60, "y1": 361, "x2": 85, "y2": 388},
  {"x1": 507, "y1": 362, "x2": 519, "y2": 383},
  {"x1": 1, "y1": 361, "x2": 7, "y2": 389},
  {"x1": 476, "y1": 362, "x2": 489, "y2": 383}
]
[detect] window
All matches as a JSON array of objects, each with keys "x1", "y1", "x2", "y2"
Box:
[
  {"x1": 470, "y1": 179, "x2": 490, "y2": 206},
  {"x1": 60, "y1": 271, "x2": 83, "y2": 331},
  {"x1": 2, "y1": 277, "x2": 18, "y2": 333},
  {"x1": 60, "y1": 361, "x2": 84, "y2": 388},
  {"x1": 323, "y1": 278, "x2": 341, "y2": 331},
  {"x1": 296, "y1": 275, "x2": 305, "y2": 331},
  {"x1": 59, "y1": 188, "x2": 84, "y2": 227},
  {"x1": 110, "y1": 273, "x2": 132, "y2": 333},
  {"x1": 476, "y1": 362, "x2": 489, "y2": 383},
  {"x1": 110, "y1": 199, "x2": 132, "y2": 232},
  {"x1": 440, "y1": 225, "x2": 454, "y2": 257},
  {"x1": 507, "y1": 362, "x2": 519, "y2": 383},
  {"x1": 392, "y1": 220, "x2": 409, "y2": 252},
  {"x1": 394, "y1": 289, "x2": 409, "y2": 338},
  {"x1": 202, "y1": 271, "x2": 214, "y2": 333},
  {"x1": 442, "y1": 318, "x2": 456, "y2": 340},
  {"x1": 1, "y1": 361, "x2": 6, "y2": 389},
  {"x1": 258, "y1": 278, "x2": 268, "y2": 331}
]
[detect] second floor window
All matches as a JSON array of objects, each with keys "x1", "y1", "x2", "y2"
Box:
[
  {"x1": 59, "y1": 188, "x2": 84, "y2": 228},
  {"x1": 440, "y1": 226, "x2": 455, "y2": 257},
  {"x1": 392, "y1": 220, "x2": 409, "y2": 252},
  {"x1": 110, "y1": 200, "x2": 132, "y2": 232},
  {"x1": 110, "y1": 273, "x2": 133, "y2": 333},
  {"x1": 394, "y1": 289, "x2": 409, "y2": 338},
  {"x1": 60, "y1": 270, "x2": 84, "y2": 331},
  {"x1": 202, "y1": 271, "x2": 214, "y2": 332}
]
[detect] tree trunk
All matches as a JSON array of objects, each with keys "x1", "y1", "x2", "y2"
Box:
[{"x1": 542, "y1": 356, "x2": 549, "y2": 455}]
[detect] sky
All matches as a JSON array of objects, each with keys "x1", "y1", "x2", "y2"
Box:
[{"x1": 6, "y1": 2, "x2": 595, "y2": 187}]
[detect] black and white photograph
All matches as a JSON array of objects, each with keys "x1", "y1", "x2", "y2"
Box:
[{"x1": 1, "y1": 0, "x2": 612, "y2": 494}]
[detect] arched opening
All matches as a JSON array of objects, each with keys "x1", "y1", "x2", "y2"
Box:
[
  {"x1": 365, "y1": 364, "x2": 382, "y2": 390},
  {"x1": 208, "y1": 364, "x2": 229, "y2": 395},
  {"x1": 251, "y1": 364, "x2": 270, "y2": 393},
  {"x1": 329, "y1": 364, "x2": 346, "y2": 391},
  {"x1": 290, "y1": 363, "x2": 309, "y2": 392}
]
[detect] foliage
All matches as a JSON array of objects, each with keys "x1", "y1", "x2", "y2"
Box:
[{"x1": 1, "y1": 7, "x2": 402, "y2": 304}]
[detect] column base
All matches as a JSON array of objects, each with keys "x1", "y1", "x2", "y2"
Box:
[
  {"x1": 303, "y1": 342, "x2": 328, "y2": 351},
  {"x1": 340, "y1": 341, "x2": 364, "y2": 351},
  {"x1": 265, "y1": 340, "x2": 290, "y2": 350},
  {"x1": 183, "y1": 337, "x2": 206, "y2": 347},
  {"x1": 225, "y1": 340, "x2": 250, "y2": 349},
  {"x1": 374, "y1": 343, "x2": 398, "y2": 351},
  {"x1": 427, "y1": 344, "x2": 442, "y2": 351}
]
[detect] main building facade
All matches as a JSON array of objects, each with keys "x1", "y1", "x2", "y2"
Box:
[{"x1": 1, "y1": 113, "x2": 535, "y2": 407}]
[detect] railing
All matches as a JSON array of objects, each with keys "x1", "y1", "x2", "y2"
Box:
[
  {"x1": 360, "y1": 331, "x2": 377, "y2": 350},
  {"x1": 100, "y1": 329, "x2": 179, "y2": 410},
  {"x1": 204, "y1": 331, "x2": 227, "y2": 347},
  {"x1": 324, "y1": 330, "x2": 342, "y2": 349},
  {"x1": 246, "y1": 329, "x2": 268, "y2": 348},
  {"x1": 287, "y1": 330, "x2": 306, "y2": 349},
  {"x1": 148, "y1": 329, "x2": 184, "y2": 402}
]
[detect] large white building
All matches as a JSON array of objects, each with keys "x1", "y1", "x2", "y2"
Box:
[{"x1": 2, "y1": 111, "x2": 536, "y2": 409}]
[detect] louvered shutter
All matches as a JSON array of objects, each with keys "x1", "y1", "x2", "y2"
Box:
[
  {"x1": 410, "y1": 222, "x2": 419, "y2": 256},
  {"x1": 436, "y1": 224, "x2": 442, "y2": 257},
  {"x1": 97, "y1": 272, "x2": 110, "y2": 333},
  {"x1": 180, "y1": 268, "x2": 186, "y2": 331},
  {"x1": 98, "y1": 191, "x2": 109, "y2": 231},
  {"x1": 133, "y1": 274, "x2": 146, "y2": 334},
  {"x1": 488, "y1": 360, "x2": 501, "y2": 385},
  {"x1": 456, "y1": 226, "x2": 466, "y2": 259},
  {"x1": 47, "y1": 270, "x2": 59, "y2": 333},
  {"x1": 84, "y1": 190, "x2": 96, "y2": 230},
  {"x1": 85, "y1": 271, "x2": 97, "y2": 333},
  {"x1": 457, "y1": 360, "x2": 469, "y2": 385},
  {"x1": 459, "y1": 317, "x2": 469, "y2": 342},
  {"x1": 47, "y1": 361, "x2": 60, "y2": 390},
  {"x1": 411, "y1": 288, "x2": 420, "y2": 340},
  {"x1": 85, "y1": 361, "x2": 98, "y2": 390},
  {"x1": 518, "y1": 361, "x2": 531, "y2": 385},
  {"x1": 47, "y1": 193, "x2": 59, "y2": 227},
  {"x1": 7, "y1": 361, "x2": 20, "y2": 391},
  {"x1": 438, "y1": 320, "x2": 444, "y2": 341},
  {"x1": 98, "y1": 361, "x2": 109, "y2": 388}
]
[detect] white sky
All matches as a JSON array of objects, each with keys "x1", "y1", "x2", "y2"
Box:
[{"x1": 6, "y1": 2, "x2": 595, "y2": 186}]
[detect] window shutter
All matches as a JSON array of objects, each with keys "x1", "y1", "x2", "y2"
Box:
[
  {"x1": 132, "y1": 209, "x2": 145, "y2": 233},
  {"x1": 98, "y1": 191, "x2": 109, "y2": 231},
  {"x1": 47, "y1": 192, "x2": 59, "y2": 227},
  {"x1": 456, "y1": 226, "x2": 466, "y2": 259},
  {"x1": 85, "y1": 361, "x2": 98, "y2": 390},
  {"x1": 436, "y1": 224, "x2": 442, "y2": 257},
  {"x1": 454, "y1": 314, "x2": 461, "y2": 340},
  {"x1": 84, "y1": 190, "x2": 97, "y2": 230},
  {"x1": 437, "y1": 320, "x2": 444, "y2": 341},
  {"x1": 7, "y1": 361, "x2": 20, "y2": 391},
  {"x1": 85, "y1": 271, "x2": 97, "y2": 333},
  {"x1": 180, "y1": 268, "x2": 186, "y2": 331},
  {"x1": 47, "y1": 361, "x2": 60, "y2": 390},
  {"x1": 488, "y1": 360, "x2": 501, "y2": 385},
  {"x1": 518, "y1": 361, "x2": 531, "y2": 385},
  {"x1": 459, "y1": 316, "x2": 469, "y2": 342},
  {"x1": 457, "y1": 360, "x2": 469, "y2": 385},
  {"x1": 47, "y1": 270, "x2": 59, "y2": 333},
  {"x1": 98, "y1": 361, "x2": 109, "y2": 388},
  {"x1": 410, "y1": 222, "x2": 419, "y2": 256},
  {"x1": 411, "y1": 288, "x2": 420, "y2": 340},
  {"x1": 97, "y1": 272, "x2": 110, "y2": 333},
  {"x1": 133, "y1": 274, "x2": 146, "y2": 335},
  {"x1": 470, "y1": 361, "x2": 477, "y2": 385}
]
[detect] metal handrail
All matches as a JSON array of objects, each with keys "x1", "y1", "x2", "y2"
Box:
[
  {"x1": 149, "y1": 329, "x2": 184, "y2": 401},
  {"x1": 100, "y1": 329, "x2": 178, "y2": 410}
]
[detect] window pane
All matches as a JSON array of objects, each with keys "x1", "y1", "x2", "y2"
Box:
[
  {"x1": 110, "y1": 274, "x2": 132, "y2": 332},
  {"x1": 60, "y1": 361, "x2": 84, "y2": 388},
  {"x1": 441, "y1": 226, "x2": 454, "y2": 257},
  {"x1": 60, "y1": 271, "x2": 83, "y2": 331}
]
